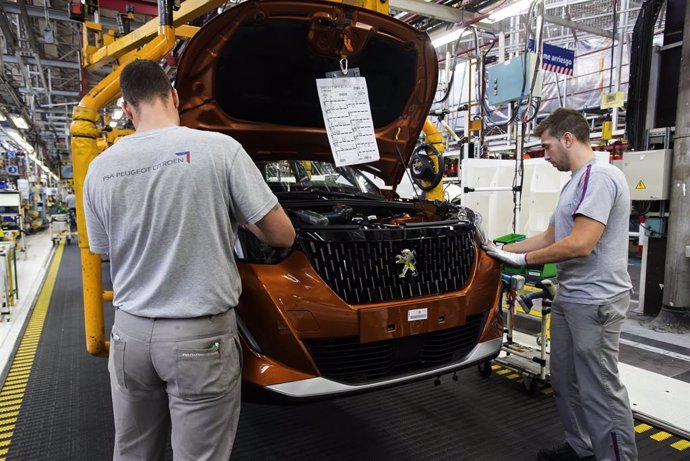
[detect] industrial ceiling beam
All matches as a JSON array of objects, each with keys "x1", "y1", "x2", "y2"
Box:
[
  {"x1": 2, "y1": 54, "x2": 81, "y2": 70},
  {"x1": 18, "y1": 88, "x2": 80, "y2": 97},
  {"x1": 99, "y1": 0, "x2": 159, "y2": 17},
  {"x1": 389, "y1": 0, "x2": 488, "y2": 25},
  {"x1": 0, "y1": 0, "x2": 132, "y2": 30},
  {"x1": 0, "y1": 5, "x2": 34, "y2": 125},
  {"x1": 17, "y1": 0, "x2": 53, "y2": 109},
  {"x1": 543, "y1": 14, "x2": 613, "y2": 38}
]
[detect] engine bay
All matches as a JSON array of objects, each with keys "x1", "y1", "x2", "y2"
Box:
[{"x1": 281, "y1": 198, "x2": 477, "y2": 230}]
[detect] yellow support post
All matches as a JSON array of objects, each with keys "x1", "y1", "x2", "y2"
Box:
[{"x1": 421, "y1": 118, "x2": 446, "y2": 202}]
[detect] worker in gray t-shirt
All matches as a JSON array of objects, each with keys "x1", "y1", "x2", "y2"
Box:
[
  {"x1": 83, "y1": 60, "x2": 295, "y2": 461},
  {"x1": 484, "y1": 108, "x2": 637, "y2": 461}
]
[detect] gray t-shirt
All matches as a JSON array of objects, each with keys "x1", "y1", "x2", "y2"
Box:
[
  {"x1": 65, "y1": 194, "x2": 76, "y2": 209},
  {"x1": 83, "y1": 126, "x2": 278, "y2": 318},
  {"x1": 549, "y1": 159, "x2": 632, "y2": 303}
]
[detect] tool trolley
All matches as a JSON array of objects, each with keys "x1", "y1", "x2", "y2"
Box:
[
  {"x1": 49, "y1": 214, "x2": 73, "y2": 245},
  {"x1": 490, "y1": 275, "x2": 557, "y2": 393}
]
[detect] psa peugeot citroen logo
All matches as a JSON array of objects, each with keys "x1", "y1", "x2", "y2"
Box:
[{"x1": 395, "y1": 249, "x2": 418, "y2": 278}]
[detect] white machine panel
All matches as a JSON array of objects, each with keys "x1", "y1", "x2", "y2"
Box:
[{"x1": 621, "y1": 150, "x2": 672, "y2": 200}]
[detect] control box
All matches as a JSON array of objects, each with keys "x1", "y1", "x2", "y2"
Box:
[
  {"x1": 487, "y1": 53, "x2": 543, "y2": 106},
  {"x1": 621, "y1": 149, "x2": 672, "y2": 200}
]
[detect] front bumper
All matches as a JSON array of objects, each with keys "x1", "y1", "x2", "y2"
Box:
[{"x1": 264, "y1": 337, "x2": 502, "y2": 399}]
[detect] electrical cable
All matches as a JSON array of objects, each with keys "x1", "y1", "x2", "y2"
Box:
[{"x1": 394, "y1": 128, "x2": 420, "y2": 200}]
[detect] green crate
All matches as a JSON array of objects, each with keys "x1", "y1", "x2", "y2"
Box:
[
  {"x1": 493, "y1": 233, "x2": 557, "y2": 279},
  {"x1": 494, "y1": 233, "x2": 526, "y2": 244}
]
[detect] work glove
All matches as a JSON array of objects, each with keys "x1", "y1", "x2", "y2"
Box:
[{"x1": 482, "y1": 243, "x2": 527, "y2": 267}]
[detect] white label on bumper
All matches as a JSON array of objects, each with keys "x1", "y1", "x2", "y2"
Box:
[{"x1": 408, "y1": 308, "x2": 427, "y2": 322}]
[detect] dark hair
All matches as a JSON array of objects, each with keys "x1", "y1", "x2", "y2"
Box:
[
  {"x1": 119, "y1": 60, "x2": 172, "y2": 107},
  {"x1": 534, "y1": 108, "x2": 590, "y2": 144}
]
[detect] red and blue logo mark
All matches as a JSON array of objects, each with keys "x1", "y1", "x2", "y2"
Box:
[{"x1": 176, "y1": 151, "x2": 191, "y2": 163}]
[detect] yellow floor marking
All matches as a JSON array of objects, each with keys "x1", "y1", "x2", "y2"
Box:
[
  {"x1": 2, "y1": 382, "x2": 26, "y2": 391},
  {"x1": 650, "y1": 431, "x2": 672, "y2": 442},
  {"x1": 496, "y1": 369, "x2": 511, "y2": 375},
  {"x1": 671, "y1": 439, "x2": 690, "y2": 451},
  {"x1": 4, "y1": 372, "x2": 30, "y2": 381},
  {"x1": 541, "y1": 387, "x2": 554, "y2": 395},
  {"x1": 506, "y1": 373, "x2": 521, "y2": 380},
  {"x1": 634, "y1": 423, "x2": 653, "y2": 433},
  {"x1": 5, "y1": 365, "x2": 31, "y2": 372},
  {"x1": 0, "y1": 389, "x2": 24, "y2": 397},
  {"x1": 0, "y1": 398, "x2": 22, "y2": 406},
  {"x1": 0, "y1": 418, "x2": 16, "y2": 426},
  {"x1": 0, "y1": 244, "x2": 63, "y2": 459},
  {"x1": 491, "y1": 364, "x2": 501, "y2": 371}
]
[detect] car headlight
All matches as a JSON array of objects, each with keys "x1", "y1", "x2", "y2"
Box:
[
  {"x1": 472, "y1": 211, "x2": 490, "y2": 245},
  {"x1": 234, "y1": 229, "x2": 293, "y2": 264},
  {"x1": 456, "y1": 206, "x2": 488, "y2": 245}
]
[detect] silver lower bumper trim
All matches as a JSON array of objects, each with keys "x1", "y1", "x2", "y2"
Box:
[{"x1": 265, "y1": 337, "x2": 502, "y2": 399}]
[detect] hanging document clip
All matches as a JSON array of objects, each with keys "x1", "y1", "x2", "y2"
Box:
[{"x1": 339, "y1": 57, "x2": 349, "y2": 76}]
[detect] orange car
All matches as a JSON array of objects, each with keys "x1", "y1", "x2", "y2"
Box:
[{"x1": 176, "y1": 0, "x2": 502, "y2": 400}]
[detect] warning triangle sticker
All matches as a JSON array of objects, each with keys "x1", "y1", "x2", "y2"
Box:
[{"x1": 636, "y1": 180, "x2": 646, "y2": 190}]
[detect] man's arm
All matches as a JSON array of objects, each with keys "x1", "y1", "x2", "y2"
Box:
[
  {"x1": 503, "y1": 225, "x2": 556, "y2": 253},
  {"x1": 525, "y1": 215, "x2": 604, "y2": 265},
  {"x1": 484, "y1": 216, "x2": 604, "y2": 267},
  {"x1": 245, "y1": 203, "x2": 296, "y2": 248}
]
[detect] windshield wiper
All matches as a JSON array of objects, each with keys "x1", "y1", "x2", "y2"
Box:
[{"x1": 302, "y1": 187, "x2": 380, "y2": 200}]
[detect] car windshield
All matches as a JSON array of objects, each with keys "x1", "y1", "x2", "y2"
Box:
[{"x1": 257, "y1": 161, "x2": 383, "y2": 198}]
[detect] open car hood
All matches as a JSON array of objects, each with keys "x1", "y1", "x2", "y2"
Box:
[{"x1": 176, "y1": 0, "x2": 438, "y2": 186}]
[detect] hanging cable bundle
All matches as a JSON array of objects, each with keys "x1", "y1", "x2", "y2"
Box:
[{"x1": 625, "y1": 0, "x2": 666, "y2": 150}]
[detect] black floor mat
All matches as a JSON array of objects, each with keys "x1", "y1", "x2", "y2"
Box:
[{"x1": 6, "y1": 244, "x2": 688, "y2": 460}]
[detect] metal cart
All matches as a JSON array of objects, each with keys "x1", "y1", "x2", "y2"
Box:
[
  {"x1": 49, "y1": 214, "x2": 73, "y2": 245},
  {"x1": 493, "y1": 275, "x2": 557, "y2": 393}
]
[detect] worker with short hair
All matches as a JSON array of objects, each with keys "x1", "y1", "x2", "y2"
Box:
[
  {"x1": 484, "y1": 108, "x2": 637, "y2": 461},
  {"x1": 64, "y1": 189, "x2": 76, "y2": 231},
  {"x1": 83, "y1": 59, "x2": 295, "y2": 461}
]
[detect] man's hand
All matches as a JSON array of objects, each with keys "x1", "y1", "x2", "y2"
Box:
[{"x1": 482, "y1": 243, "x2": 527, "y2": 267}]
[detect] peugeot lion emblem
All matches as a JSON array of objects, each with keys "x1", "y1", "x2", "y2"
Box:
[{"x1": 395, "y1": 249, "x2": 418, "y2": 278}]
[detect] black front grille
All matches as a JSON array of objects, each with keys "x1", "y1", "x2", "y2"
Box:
[
  {"x1": 303, "y1": 314, "x2": 484, "y2": 384},
  {"x1": 300, "y1": 227, "x2": 475, "y2": 304}
]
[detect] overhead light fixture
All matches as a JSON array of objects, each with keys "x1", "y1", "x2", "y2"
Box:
[
  {"x1": 5, "y1": 128, "x2": 35, "y2": 154},
  {"x1": 431, "y1": 28, "x2": 465, "y2": 49},
  {"x1": 109, "y1": 121, "x2": 118, "y2": 128},
  {"x1": 484, "y1": 0, "x2": 532, "y2": 23},
  {"x1": 112, "y1": 108, "x2": 124, "y2": 120},
  {"x1": 10, "y1": 115, "x2": 29, "y2": 130}
]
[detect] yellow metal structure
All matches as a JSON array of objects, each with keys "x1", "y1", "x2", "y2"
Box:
[
  {"x1": 82, "y1": 0, "x2": 227, "y2": 70},
  {"x1": 331, "y1": 0, "x2": 389, "y2": 15},
  {"x1": 421, "y1": 119, "x2": 446, "y2": 201}
]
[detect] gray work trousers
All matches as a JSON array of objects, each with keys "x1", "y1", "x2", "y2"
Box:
[
  {"x1": 550, "y1": 292, "x2": 638, "y2": 461},
  {"x1": 109, "y1": 308, "x2": 242, "y2": 461}
]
